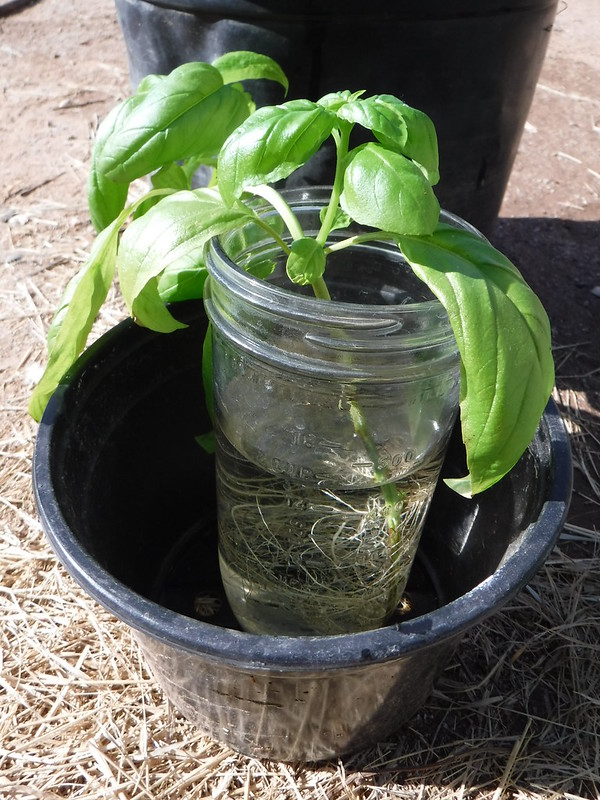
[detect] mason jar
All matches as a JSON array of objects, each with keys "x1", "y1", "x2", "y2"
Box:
[{"x1": 204, "y1": 188, "x2": 463, "y2": 635}]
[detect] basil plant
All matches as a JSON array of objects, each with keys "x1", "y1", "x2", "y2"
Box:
[{"x1": 29, "y1": 51, "x2": 554, "y2": 497}]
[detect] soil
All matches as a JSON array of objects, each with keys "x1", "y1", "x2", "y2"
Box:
[{"x1": 0, "y1": 1, "x2": 598, "y2": 511}]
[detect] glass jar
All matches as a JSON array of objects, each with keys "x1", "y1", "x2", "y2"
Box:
[{"x1": 204, "y1": 188, "x2": 462, "y2": 636}]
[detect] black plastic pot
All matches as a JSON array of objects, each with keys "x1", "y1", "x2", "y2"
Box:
[
  {"x1": 113, "y1": 0, "x2": 558, "y2": 235},
  {"x1": 33, "y1": 301, "x2": 571, "y2": 762}
]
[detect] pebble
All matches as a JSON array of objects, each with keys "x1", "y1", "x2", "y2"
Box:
[{"x1": 0, "y1": 208, "x2": 17, "y2": 223}]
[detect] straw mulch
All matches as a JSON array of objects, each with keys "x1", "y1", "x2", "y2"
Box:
[{"x1": 1, "y1": 0, "x2": 599, "y2": 797}]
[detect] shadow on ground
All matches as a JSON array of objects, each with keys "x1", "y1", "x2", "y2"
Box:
[
  {"x1": 493, "y1": 217, "x2": 599, "y2": 529},
  {"x1": 493, "y1": 217, "x2": 599, "y2": 402},
  {"x1": 333, "y1": 218, "x2": 600, "y2": 799}
]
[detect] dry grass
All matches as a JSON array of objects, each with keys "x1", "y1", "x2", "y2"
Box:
[{"x1": 1, "y1": 202, "x2": 600, "y2": 799}]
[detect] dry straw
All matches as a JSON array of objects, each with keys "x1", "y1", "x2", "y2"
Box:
[
  {"x1": 1, "y1": 0, "x2": 599, "y2": 794},
  {"x1": 1, "y1": 200, "x2": 599, "y2": 800}
]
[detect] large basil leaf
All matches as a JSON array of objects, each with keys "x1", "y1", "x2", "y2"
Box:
[
  {"x1": 98, "y1": 63, "x2": 251, "y2": 185},
  {"x1": 398, "y1": 100, "x2": 440, "y2": 185},
  {"x1": 117, "y1": 188, "x2": 252, "y2": 331},
  {"x1": 217, "y1": 99, "x2": 336, "y2": 204},
  {"x1": 150, "y1": 162, "x2": 190, "y2": 191},
  {"x1": 87, "y1": 77, "x2": 171, "y2": 231},
  {"x1": 337, "y1": 96, "x2": 408, "y2": 152},
  {"x1": 399, "y1": 225, "x2": 555, "y2": 495},
  {"x1": 338, "y1": 95, "x2": 439, "y2": 184},
  {"x1": 29, "y1": 216, "x2": 122, "y2": 420},
  {"x1": 87, "y1": 99, "x2": 136, "y2": 231},
  {"x1": 340, "y1": 143, "x2": 440, "y2": 235}
]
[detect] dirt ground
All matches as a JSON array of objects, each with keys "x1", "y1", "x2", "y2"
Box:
[{"x1": 0, "y1": 0, "x2": 599, "y2": 796}]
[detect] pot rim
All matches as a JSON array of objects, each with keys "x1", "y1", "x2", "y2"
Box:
[
  {"x1": 33, "y1": 310, "x2": 572, "y2": 671},
  {"x1": 132, "y1": 0, "x2": 559, "y2": 20}
]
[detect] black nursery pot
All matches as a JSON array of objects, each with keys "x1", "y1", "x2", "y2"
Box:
[
  {"x1": 33, "y1": 301, "x2": 571, "y2": 762},
  {"x1": 113, "y1": 0, "x2": 559, "y2": 235}
]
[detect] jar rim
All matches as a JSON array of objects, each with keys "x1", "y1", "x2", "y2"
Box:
[{"x1": 206, "y1": 188, "x2": 481, "y2": 327}]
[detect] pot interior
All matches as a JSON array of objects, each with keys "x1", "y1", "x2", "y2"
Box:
[{"x1": 34, "y1": 300, "x2": 571, "y2": 656}]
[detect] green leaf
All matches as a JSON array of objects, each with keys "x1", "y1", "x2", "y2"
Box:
[
  {"x1": 395, "y1": 100, "x2": 440, "y2": 185},
  {"x1": 212, "y1": 50, "x2": 288, "y2": 95},
  {"x1": 245, "y1": 258, "x2": 276, "y2": 280},
  {"x1": 151, "y1": 162, "x2": 190, "y2": 191},
  {"x1": 98, "y1": 62, "x2": 251, "y2": 185},
  {"x1": 319, "y1": 205, "x2": 351, "y2": 233},
  {"x1": 195, "y1": 430, "x2": 216, "y2": 454},
  {"x1": 117, "y1": 188, "x2": 252, "y2": 330},
  {"x1": 87, "y1": 77, "x2": 177, "y2": 231},
  {"x1": 136, "y1": 73, "x2": 167, "y2": 93},
  {"x1": 133, "y1": 163, "x2": 193, "y2": 220},
  {"x1": 217, "y1": 99, "x2": 336, "y2": 204},
  {"x1": 202, "y1": 324, "x2": 214, "y2": 425},
  {"x1": 130, "y1": 276, "x2": 188, "y2": 334},
  {"x1": 29, "y1": 216, "x2": 122, "y2": 420},
  {"x1": 340, "y1": 143, "x2": 440, "y2": 235},
  {"x1": 338, "y1": 95, "x2": 408, "y2": 151},
  {"x1": 342, "y1": 95, "x2": 440, "y2": 185},
  {"x1": 87, "y1": 99, "x2": 134, "y2": 231},
  {"x1": 398, "y1": 224, "x2": 555, "y2": 495},
  {"x1": 286, "y1": 237, "x2": 326, "y2": 285},
  {"x1": 317, "y1": 90, "x2": 364, "y2": 112},
  {"x1": 157, "y1": 266, "x2": 208, "y2": 303}
]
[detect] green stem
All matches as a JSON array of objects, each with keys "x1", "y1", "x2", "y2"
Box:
[
  {"x1": 250, "y1": 151, "x2": 405, "y2": 617},
  {"x1": 349, "y1": 402, "x2": 404, "y2": 536},
  {"x1": 324, "y1": 230, "x2": 399, "y2": 256},
  {"x1": 308, "y1": 124, "x2": 352, "y2": 299},
  {"x1": 350, "y1": 401, "x2": 405, "y2": 620},
  {"x1": 250, "y1": 146, "x2": 402, "y2": 560},
  {"x1": 250, "y1": 180, "x2": 333, "y2": 299},
  {"x1": 311, "y1": 276, "x2": 331, "y2": 300},
  {"x1": 316, "y1": 123, "x2": 352, "y2": 247},
  {"x1": 251, "y1": 184, "x2": 304, "y2": 241},
  {"x1": 317, "y1": 126, "x2": 404, "y2": 548},
  {"x1": 249, "y1": 213, "x2": 292, "y2": 256}
]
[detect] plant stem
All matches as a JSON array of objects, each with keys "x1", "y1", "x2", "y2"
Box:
[
  {"x1": 311, "y1": 276, "x2": 332, "y2": 300},
  {"x1": 250, "y1": 214, "x2": 292, "y2": 256},
  {"x1": 250, "y1": 184, "x2": 331, "y2": 298},
  {"x1": 308, "y1": 124, "x2": 352, "y2": 299},
  {"x1": 350, "y1": 400, "x2": 406, "y2": 620},
  {"x1": 349, "y1": 402, "x2": 404, "y2": 536},
  {"x1": 316, "y1": 123, "x2": 351, "y2": 247},
  {"x1": 251, "y1": 184, "x2": 304, "y2": 241},
  {"x1": 251, "y1": 148, "x2": 403, "y2": 597},
  {"x1": 325, "y1": 230, "x2": 399, "y2": 255},
  {"x1": 317, "y1": 124, "x2": 404, "y2": 548}
]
